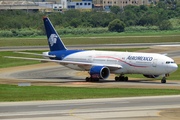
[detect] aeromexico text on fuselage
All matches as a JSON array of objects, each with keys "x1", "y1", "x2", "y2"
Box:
[
  {"x1": 50, "y1": 52, "x2": 154, "y2": 62},
  {"x1": 127, "y1": 56, "x2": 153, "y2": 61}
]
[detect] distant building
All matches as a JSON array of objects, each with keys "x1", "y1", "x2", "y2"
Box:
[
  {"x1": 0, "y1": 0, "x2": 54, "y2": 12},
  {"x1": 93, "y1": 0, "x2": 103, "y2": 10},
  {"x1": 0, "y1": 0, "x2": 158, "y2": 12},
  {"x1": 67, "y1": 0, "x2": 92, "y2": 11},
  {"x1": 92, "y1": 0, "x2": 159, "y2": 11},
  {"x1": 0, "y1": 0, "x2": 92, "y2": 12}
]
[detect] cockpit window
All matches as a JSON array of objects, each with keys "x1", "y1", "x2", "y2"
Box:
[{"x1": 166, "y1": 61, "x2": 175, "y2": 64}]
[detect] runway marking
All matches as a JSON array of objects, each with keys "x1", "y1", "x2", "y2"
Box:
[
  {"x1": 157, "y1": 108, "x2": 180, "y2": 120},
  {"x1": 69, "y1": 102, "x2": 129, "y2": 120}
]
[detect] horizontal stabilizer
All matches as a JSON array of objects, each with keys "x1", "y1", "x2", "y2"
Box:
[{"x1": 14, "y1": 51, "x2": 56, "y2": 58}]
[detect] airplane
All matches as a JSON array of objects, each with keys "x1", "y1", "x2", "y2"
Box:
[{"x1": 5, "y1": 17, "x2": 178, "y2": 83}]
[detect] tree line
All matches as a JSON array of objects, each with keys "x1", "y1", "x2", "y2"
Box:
[{"x1": 0, "y1": 0, "x2": 180, "y2": 32}]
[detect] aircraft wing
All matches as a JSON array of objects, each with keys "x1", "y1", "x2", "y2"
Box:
[{"x1": 4, "y1": 56, "x2": 123, "y2": 69}]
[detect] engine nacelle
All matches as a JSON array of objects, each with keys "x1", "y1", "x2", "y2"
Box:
[
  {"x1": 42, "y1": 52, "x2": 50, "y2": 59},
  {"x1": 143, "y1": 75, "x2": 160, "y2": 78},
  {"x1": 90, "y1": 66, "x2": 110, "y2": 79}
]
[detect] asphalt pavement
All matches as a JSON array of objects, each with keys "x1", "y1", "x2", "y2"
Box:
[{"x1": 0, "y1": 95, "x2": 180, "y2": 120}]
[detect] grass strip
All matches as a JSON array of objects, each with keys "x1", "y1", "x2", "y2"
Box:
[
  {"x1": 0, "y1": 35, "x2": 180, "y2": 47},
  {"x1": 60, "y1": 30, "x2": 180, "y2": 37},
  {"x1": 0, "y1": 84, "x2": 180, "y2": 102},
  {"x1": 92, "y1": 48, "x2": 149, "y2": 52}
]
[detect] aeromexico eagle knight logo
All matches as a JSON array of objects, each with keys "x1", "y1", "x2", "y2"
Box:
[{"x1": 48, "y1": 34, "x2": 57, "y2": 46}]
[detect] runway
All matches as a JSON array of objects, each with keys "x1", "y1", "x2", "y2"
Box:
[{"x1": 0, "y1": 95, "x2": 180, "y2": 120}]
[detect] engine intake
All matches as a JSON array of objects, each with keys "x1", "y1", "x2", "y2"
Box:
[
  {"x1": 90, "y1": 66, "x2": 110, "y2": 79},
  {"x1": 143, "y1": 75, "x2": 160, "y2": 78}
]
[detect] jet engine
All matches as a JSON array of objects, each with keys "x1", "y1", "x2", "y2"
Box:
[
  {"x1": 90, "y1": 66, "x2": 110, "y2": 79},
  {"x1": 143, "y1": 75, "x2": 160, "y2": 78}
]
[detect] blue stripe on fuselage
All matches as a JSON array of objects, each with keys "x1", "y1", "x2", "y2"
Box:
[{"x1": 49, "y1": 50, "x2": 86, "y2": 60}]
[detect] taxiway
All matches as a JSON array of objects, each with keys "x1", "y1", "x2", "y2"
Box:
[{"x1": 0, "y1": 95, "x2": 180, "y2": 120}]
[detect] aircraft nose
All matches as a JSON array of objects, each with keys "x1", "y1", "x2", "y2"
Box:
[{"x1": 168, "y1": 63, "x2": 178, "y2": 73}]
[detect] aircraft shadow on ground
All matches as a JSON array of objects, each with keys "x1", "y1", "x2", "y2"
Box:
[
  {"x1": 20, "y1": 77, "x2": 178, "y2": 84},
  {"x1": 103, "y1": 79, "x2": 177, "y2": 84}
]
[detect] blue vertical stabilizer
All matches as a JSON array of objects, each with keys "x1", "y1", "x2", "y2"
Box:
[{"x1": 43, "y1": 17, "x2": 67, "y2": 51}]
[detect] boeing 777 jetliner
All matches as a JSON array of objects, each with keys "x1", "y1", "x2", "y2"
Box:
[{"x1": 6, "y1": 17, "x2": 178, "y2": 83}]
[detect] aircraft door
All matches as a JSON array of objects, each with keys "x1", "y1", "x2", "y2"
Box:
[
  {"x1": 88, "y1": 56, "x2": 92, "y2": 62},
  {"x1": 153, "y1": 59, "x2": 157, "y2": 67}
]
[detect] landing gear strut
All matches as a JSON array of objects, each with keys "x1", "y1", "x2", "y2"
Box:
[
  {"x1": 161, "y1": 77, "x2": 166, "y2": 83},
  {"x1": 86, "y1": 77, "x2": 99, "y2": 82},
  {"x1": 115, "y1": 75, "x2": 128, "y2": 81}
]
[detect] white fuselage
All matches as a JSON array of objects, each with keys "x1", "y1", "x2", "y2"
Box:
[{"x1": 61, "y1": 50, "x2": 177, "y2": 75}]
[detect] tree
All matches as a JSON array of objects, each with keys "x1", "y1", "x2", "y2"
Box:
[
  {"x1": 158, "y1": 20, "x2": 173, "y2": 30},
  {"x1": 108, "y1": 19, "x2": 125, "y2": 32},
  {"x1": 110, "y1": 6, "x2": 121, "y2": 14},
  {"x1": 176, "y1": 1, "x2": 180, "y2": 8},
  {"x1": 139, "y1": 5, "x2": 148, "y2": 11},
  {"x1": 70, "y1": 18, "x2": 81, "y2": 28},
  {"x1": 156, "y1": 1, "x2": 168, "y2": 10},
  {"x1": 123, "y1": 10, "x2": 139, "y2": 26},
  {"x1": 139, "y1": 14, "x2": 159, "y2": 26}
]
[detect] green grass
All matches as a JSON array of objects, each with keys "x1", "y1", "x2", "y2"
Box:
[
  {"x1": 93, "y1": 48, "x2": 149, "y2": 52},
  {"x1": 0, "y1": 38, "x2": 47, "y2": 47},
  {"x1": 0, "y1": 84, "x2": 180, "y2": 102},
  {"x1": 0, "y1": 33, "x2": 180, "y2": 47},
  {"x1": 62, "y1": 36, "x2": 180, "y2": 45}
]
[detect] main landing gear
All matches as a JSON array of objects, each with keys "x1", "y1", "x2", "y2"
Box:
[
  {"x1": 115, "y1": 75, "x2": 128, "y2": 81},
  {"x1": 86, "y1": 77, "x2": 99, "y2": 82}
]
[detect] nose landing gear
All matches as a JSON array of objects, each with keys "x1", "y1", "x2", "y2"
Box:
[
  {"x1": 161, "y1": 77, "x2": 166, "y2": 83},
  {"x1": 161, "y1": 74, "x2": 168, "y2": 83}
]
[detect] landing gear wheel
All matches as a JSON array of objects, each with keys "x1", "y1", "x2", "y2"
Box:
[
  {"x1": 115, "y1": 76, "x2": 128, "y2": 81},
  {"x1": 121, "y1": 76, "x2": 124, "y2": 81},
  {"x1": 115, "y1": 76, "x2": 119, "y2": 81},
  {"x1": 86, "y1": 77, "x2": 99, "y2": 82},
  {"x1": 86, "y1": 77, "x2": 90, "y2": 82},
  {"x1": 161, "y1": 77, "x2": 166, "y2": 83},
  {"x1": 124, "y1": 77, "x2": 128, "y2": 81}
]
